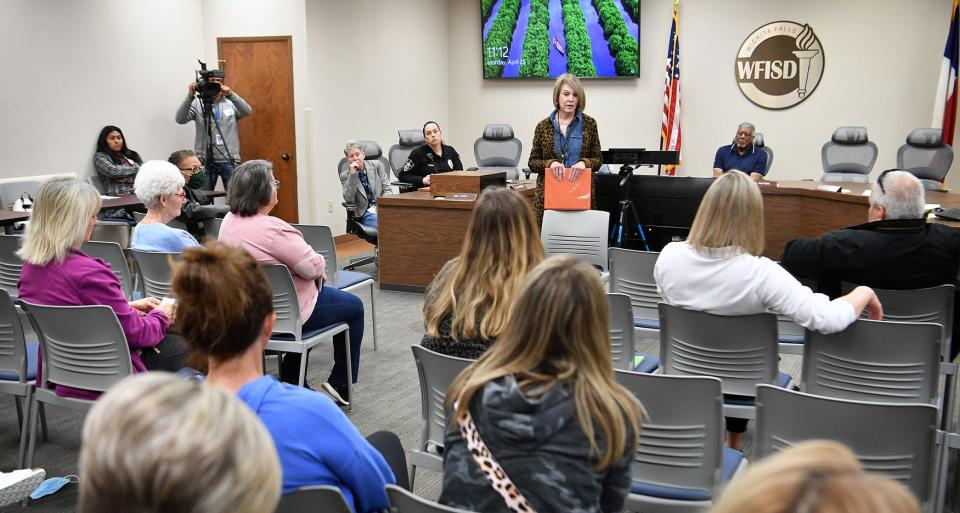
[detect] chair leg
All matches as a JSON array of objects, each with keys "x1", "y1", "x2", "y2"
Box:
[
  {"x1": 298, "y1": 349, "x2": 308, "y2": 388},
  {"x1": 370, "y1": 282, "x2": 378, "y2": 351},
  {"x1": 14, "y1": 396, "x2": 22, "y2": 428},
  {"x1": 17, "y1": 389, "x2": 32, "y2": 468},
  {"x1": 40, "y1": 402, "x2": 48, "y2": 442},
  {"x1": 345, "y1": 327, "x2": 353, "y2": 412},
  {"x1": 25, "y1": 397, "x2": 40, "y2": 468}
]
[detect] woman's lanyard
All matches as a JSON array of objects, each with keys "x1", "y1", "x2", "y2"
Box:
[{"x1": 557, "y1": 120, "x2": 574, "y2": 164}]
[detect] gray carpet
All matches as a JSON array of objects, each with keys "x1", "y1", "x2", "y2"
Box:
[{"x1": 0, "y1": 259, "x2": 803, "y2": 511}]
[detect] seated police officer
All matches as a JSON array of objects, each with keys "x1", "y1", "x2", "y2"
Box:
[{"x1": 398, "y1": 121, "x2": 463, "y2": 188}]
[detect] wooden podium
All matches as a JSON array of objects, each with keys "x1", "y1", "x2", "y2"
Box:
[{"x1": 430, "y1": 170, "x2": 506, "y2": 197}]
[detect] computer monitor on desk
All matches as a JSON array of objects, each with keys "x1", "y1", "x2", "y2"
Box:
[{"x1": 595, "y1": 174, "x2": 714, "y2": 251}]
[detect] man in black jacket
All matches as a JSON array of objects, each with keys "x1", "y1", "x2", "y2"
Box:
[
  {"x1": 168, "y1": 150, "x2": 229, "y2": 238},
  {"x1": 780, "y1": 170, "x2": 960, "y2": 359}
]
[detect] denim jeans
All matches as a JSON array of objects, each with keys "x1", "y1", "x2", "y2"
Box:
[
  {"x1": 280, "y1": 285, "x2": 364, "y2": 386},
  {"x1": 358, "y1": 210, "x2": 378, "y2": 230},
  {"x1": 203, "y1": 161, "x2": 234, "y2": 191}
]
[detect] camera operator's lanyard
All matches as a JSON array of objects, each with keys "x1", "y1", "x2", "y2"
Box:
[{"x1": 213, "y1": 103, "x2": 224, "y2": 146}]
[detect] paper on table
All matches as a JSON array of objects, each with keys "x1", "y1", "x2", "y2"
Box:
[
  {"x1": 100, "y1": 195, "x2": 119, "y2": 200},
  {"x1": 861, "y1": 189, "x2": 872, "y2": 196}
]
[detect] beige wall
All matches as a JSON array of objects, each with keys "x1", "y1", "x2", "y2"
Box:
[
  {"x1": 446, "y1": 0, "x2": 955, "y2": 183},
  {"x1": 304, "y1": 0, "x2": 450, "y2": 229},
  {"x1": 0, "y1": 0, "x2": 203, "y2": 179}
]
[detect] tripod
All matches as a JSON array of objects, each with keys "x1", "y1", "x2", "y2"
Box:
[
  {"x1": 609, "y1": 165, "x2": 650, "y2": 251},
  {"x1": 199, "y1": 93, "x2": 235, "y2": 180}
]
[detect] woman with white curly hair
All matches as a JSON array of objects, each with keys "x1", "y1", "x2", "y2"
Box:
[{"x1": 131, "y1": 160, "x2": 200, "y2": 252}]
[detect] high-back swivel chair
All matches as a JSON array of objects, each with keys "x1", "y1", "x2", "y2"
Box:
[
  {"x1": 897, "y1": 128, "x2": 954, "y2": 191},
  {"x1": 471, "y1": 124, "x2": 523, "y2": 179},
  {"x1": 754, "y1": 132, "x2": 773, "y2": 175},
  {"x1": 821, "y1": 126, "x2": 878, "y2": 183},
  {"x1": 388, "y1": 130, "x2": 425, "y2": 193}
]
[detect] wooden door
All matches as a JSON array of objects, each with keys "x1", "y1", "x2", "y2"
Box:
[{"x1": 218, "y1": 36, "x2": 298, "y2": 223}]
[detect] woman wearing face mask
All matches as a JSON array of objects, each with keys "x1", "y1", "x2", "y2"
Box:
[
  {"x1": 398, "y1": 121, "x2": 463, "y2": 188},
  {"x1": 168, "y1": 149, "x2": 229, "y2": 238},
  {"x1": 528, "y1": 73, "x2": 603, "y2": 227}
]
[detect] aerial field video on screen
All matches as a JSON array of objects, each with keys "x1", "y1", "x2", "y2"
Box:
[{"x1": 481, "y1": 0, "x2": 639, "y2": 79}]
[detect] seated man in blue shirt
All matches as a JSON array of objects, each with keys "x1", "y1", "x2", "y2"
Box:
[{"x1": 713, "y1": 122, "x2": 767, "y2": 181}]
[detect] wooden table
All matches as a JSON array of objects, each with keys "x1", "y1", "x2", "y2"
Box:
[
  {"x1": 0, "y1": 191, "x2": 225, "y2": 226},
  {"x1": 760, "y1": 181, "x2": 960, "y2": 259},
  {"x1": 378, "y1": 183, "x2": 536, "y2": 291}
]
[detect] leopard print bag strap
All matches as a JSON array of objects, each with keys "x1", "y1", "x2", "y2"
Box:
[{"x1": 454, "y1": 400, "x2": 538, "y2": 513}]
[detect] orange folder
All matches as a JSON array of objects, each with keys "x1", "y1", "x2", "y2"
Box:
[{"x1": 544, "y1": 168, "x2": 592, "y2": 211}]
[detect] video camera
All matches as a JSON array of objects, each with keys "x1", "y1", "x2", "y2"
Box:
[{"x1": 195, "y1": 60, "x2": 224, "y2": 101}]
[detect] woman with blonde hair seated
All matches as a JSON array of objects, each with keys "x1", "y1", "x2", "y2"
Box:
[
  {"x1": 17, "y1": 177, "x2": 175, "y2": 399},
  {"x1": 709, "y1": 440, "x2": 919, "y2": 513},
  {"x1": 79, "y1": 373, "x2": 281, "y2": 513},
  {"x1": 131, "y1": 160, "x2": 200, "y2": 252},
  {"x1": 421, "y1": 186, "x2": 544, "y2": 359},
  {"x1": 439, "y1": 256, "x2": 644, "y2": 513},
  {"x1": 654, "y1": 170, "x2": 882, "y2": 449}
]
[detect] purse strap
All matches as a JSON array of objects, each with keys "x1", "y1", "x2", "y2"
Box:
[{"x1": 455, "y1": 400, "x2": 538, "y2": 513}]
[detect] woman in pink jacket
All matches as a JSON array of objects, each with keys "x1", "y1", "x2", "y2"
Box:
[{"x1": 218, "y1": 160, "x2": 363, "y2": 407}]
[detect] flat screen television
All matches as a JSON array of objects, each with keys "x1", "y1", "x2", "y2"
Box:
[{"x1": 481, "y1": 0, "x2": 640, "y2": 79}]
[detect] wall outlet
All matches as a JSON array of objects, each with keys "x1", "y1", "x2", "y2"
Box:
[{"x1": 327, "y1": 200, "x2": 333, "y2": 213}]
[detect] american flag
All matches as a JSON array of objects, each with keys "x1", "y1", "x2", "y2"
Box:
[
  {"x1": 660, "y1": 0, "x2": 681, "y2": 175},
  {"x1": 933, "y1": 0, "x2": 959, "y2": 147}
]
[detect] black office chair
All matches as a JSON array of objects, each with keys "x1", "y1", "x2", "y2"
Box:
[
  {"x1": 387, "y1": 130, "x2": 422, "y2": 193},
  {"x1": 338, "y1": 140, "x2": 384, "y2": 269}
]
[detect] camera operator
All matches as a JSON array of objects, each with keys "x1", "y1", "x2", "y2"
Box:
[{"x1": 175, "y1": 72, "x2": 252, "y2": 191}]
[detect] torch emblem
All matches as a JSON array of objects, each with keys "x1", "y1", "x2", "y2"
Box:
[{"x1": 735, "y1": 21, "x2": 825, "y2": 109}]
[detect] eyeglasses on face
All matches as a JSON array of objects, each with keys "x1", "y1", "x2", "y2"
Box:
[
  {"x1": 179, "y1": 165, "x2": 205, "y2": 175},
  {"x1": 273, "y1": 179, "x2": 280, "y2": 189}
]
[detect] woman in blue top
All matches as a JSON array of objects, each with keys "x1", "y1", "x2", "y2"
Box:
[
  {"x1": 131, "y1": 161, "x2": 200, "y2": 252},
  {"x1": 171, "y1": 242, "x2": 395, "y2": 512}
]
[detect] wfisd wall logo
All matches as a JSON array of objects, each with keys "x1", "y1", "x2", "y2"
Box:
[{"x1": 736, "y1": 21, "x2": 825, "y2": 109}]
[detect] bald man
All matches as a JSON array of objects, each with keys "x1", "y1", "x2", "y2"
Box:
[{"x1": 781, "y1": 170, "x2": 960, "y2": 358}]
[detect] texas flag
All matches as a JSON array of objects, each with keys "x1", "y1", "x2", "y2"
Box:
[{"x1": 933, "y1": 0, "x2": 959, "y2": 145}]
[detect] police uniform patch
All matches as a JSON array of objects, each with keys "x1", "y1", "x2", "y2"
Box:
[{"x1": 403, "y1": 159, "x2": 415, "y2": 172}]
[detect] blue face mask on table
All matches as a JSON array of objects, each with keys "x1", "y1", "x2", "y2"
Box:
[{"x1": 30, "y1": 475, "x2": 79, "y2": 500}]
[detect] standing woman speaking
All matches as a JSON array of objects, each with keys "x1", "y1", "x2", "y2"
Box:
[{"x1": 528, "y1": 73, "x2": 603, "y2": 227}]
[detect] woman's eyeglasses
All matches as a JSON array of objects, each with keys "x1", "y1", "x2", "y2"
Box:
[
  {"x1": 179, "y1": 165, "x2": 205, "y2": 176},
  {"x1": 273, "y1": 179, "x2": 280, "y2": 189}
]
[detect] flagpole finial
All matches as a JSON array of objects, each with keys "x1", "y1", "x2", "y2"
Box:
[{"x1": 674, "y1": 0, "x2": 679, "y2": 8}]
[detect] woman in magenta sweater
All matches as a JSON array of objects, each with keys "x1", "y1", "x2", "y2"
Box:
[
  {"x1": 218, "y1": 160, "x2": 364, "y2": 406},
  {"x1": 17, "y1": 177, "x2": 175, "y2": 399}
]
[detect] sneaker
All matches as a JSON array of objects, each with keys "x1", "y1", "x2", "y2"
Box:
[
  {"x1": 319, "y1": 382, "x2": 350, "y2": 407},
  {"x1": 0, "y1": 469, "x2": 46, "y2": 507}
]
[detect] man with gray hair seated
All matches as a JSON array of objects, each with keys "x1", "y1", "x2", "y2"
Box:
[
  {"x1": 713, "y1": 122, "x2": 767, "y2": 181},
  {"x1": 339, "y1": 140, "x2": 390, "y2": 230},
  {"x1": 781, "y1": 169, "x2": 960, "y2": 358}
]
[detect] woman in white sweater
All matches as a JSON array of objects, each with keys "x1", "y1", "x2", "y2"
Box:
[{"x1": 654, "y1": 170, "x2": 882, "y2": 449}]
